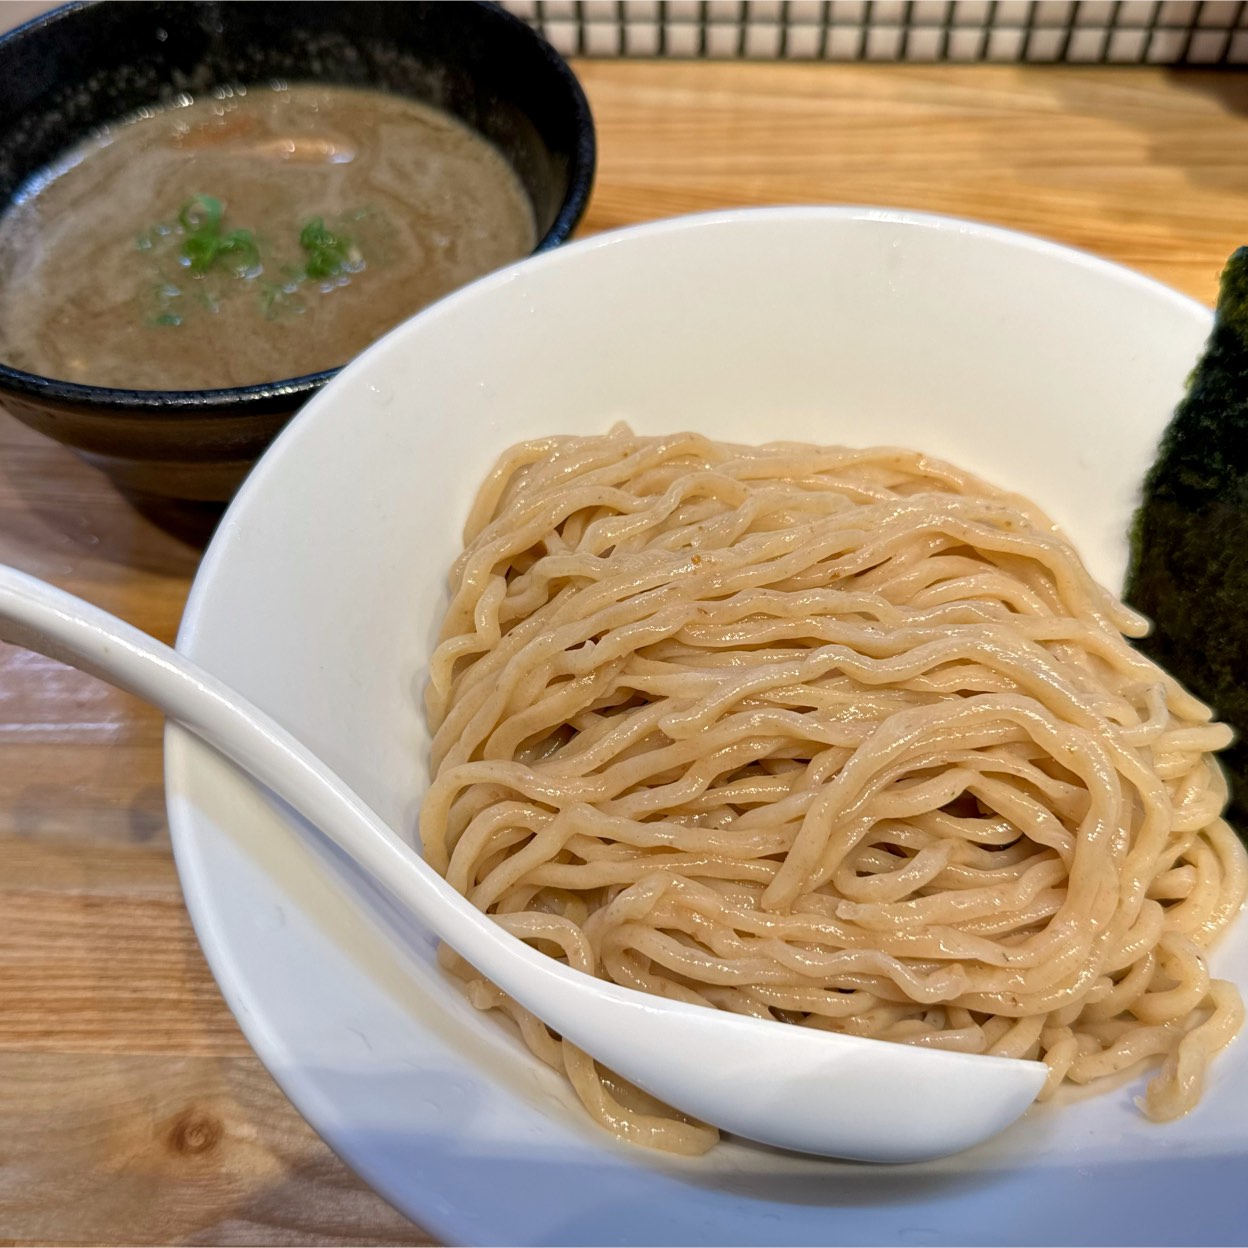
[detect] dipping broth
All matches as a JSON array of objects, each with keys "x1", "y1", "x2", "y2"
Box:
[{"x1": 0, "y1": 83, "x2": 537, "y2": 390}]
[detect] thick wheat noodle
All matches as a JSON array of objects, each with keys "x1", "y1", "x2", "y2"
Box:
[{"x1": 420, "y1": 426, "x2": 1248, "y2": 1156}]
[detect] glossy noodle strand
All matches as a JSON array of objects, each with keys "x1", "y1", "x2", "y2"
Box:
[{"x1": 421, "y1": 427, "x2": 1247, "y2": 1154}]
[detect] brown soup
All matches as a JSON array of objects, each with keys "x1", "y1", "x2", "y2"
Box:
[{"x1": 0, "y1": 83, "x2": 537, "y2": 390}]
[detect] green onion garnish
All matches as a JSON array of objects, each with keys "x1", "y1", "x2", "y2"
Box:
[
  {"x1": 299, "y1": 217, "x2": 355, "y2": 280},
  {"x1": 175, "y1": 196, "x2": 259, "y2": 276},
  {"x1": 178, "y1": 194, "x2": 223, "y2": 234}
]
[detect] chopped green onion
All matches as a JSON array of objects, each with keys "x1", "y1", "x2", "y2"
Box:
[
  {"x1": 181, "y1": 231, "x2": 220, "y2": 273},
  {"x1": 217, "y1": 228, "x2": 260, "y2": 275},
  {"x1": 299, "y1": 217, "x2": 354, "y2": 280},
  {"x1": 173, "y1": 196, "x2": 260, "y2": 276},
  {"x1": 141, "y1": 202, "x2": 376, "y2": 331},
  {"x1": 178, "y1": 194, "x2": 223, "y2": 234}
]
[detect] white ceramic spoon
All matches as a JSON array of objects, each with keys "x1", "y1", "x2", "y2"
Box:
[{"x1": 0, "y1": 562, "x2": 1047, "y2": 1162}]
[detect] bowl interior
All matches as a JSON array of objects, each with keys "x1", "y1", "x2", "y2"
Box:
[
  {"x1": 0, "y1": 0, "x2": 593, "y2": 411},
  {"x1": 167, "y1": 208, "x2": 1246, "y2": 1246},
  {"x1": 0, "y1": 0, "x2": 588, "y2": 245}
]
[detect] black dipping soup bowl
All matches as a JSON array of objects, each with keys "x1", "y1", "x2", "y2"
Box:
[{"x1": 0, "y1": 0, "x2": 595, "y2": 541}]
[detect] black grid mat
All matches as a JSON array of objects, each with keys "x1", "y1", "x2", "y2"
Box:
[{"x1": 503, "y1": 0, "x2": 1248, "y2": 63}]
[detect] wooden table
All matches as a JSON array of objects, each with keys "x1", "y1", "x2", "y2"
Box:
[{"x1": 3, "y1": 59, "x2": 1248, "y2": 1245}]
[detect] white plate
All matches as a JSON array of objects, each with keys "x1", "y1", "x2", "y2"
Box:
[{"x1": 166, "y1": 207, "x2": 1248, "y2": 1245}]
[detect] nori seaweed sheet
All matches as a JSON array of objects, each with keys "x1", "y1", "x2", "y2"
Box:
[{"x1": 1125, "y1": 247, "x2": 1248, "y2": 838}]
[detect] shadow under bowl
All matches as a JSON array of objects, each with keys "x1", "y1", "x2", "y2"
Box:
[{"x1": 0, "y1": 0, "x2": 595, "y2": 544}]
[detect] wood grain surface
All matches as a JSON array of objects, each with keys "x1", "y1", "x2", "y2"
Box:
[{"x1": 4, "y1": 59, "x2": 1248, "y2": 1246}]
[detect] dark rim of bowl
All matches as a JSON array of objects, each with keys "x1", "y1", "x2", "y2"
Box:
[{"x1": 0, "y1": 0, "x2": 596, "y2": 416}]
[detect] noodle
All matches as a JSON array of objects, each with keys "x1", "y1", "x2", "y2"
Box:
[{"x1": 420, "y1": 426, "x2": 1247, "y2": 1155}]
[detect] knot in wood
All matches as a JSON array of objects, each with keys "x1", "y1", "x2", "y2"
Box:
[{"x1": 168, "y1": 1107, "x2": 223, "y2": 1156}]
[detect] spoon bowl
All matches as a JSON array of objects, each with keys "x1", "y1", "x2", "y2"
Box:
[{"x1": 0, "y1": 562, "x2": 1046, "y2": 1161}]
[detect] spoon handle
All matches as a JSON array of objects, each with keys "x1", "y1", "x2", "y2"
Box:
[
  {"x1": 0, "y1": 563, "x2": 748, "y2": 1062},
  {"x1": 0, "y1": 562, "x2": 526, "y2": 982},
  {"x1": 0, "y1": 562, "x2": 1048, "y2": 1161}
]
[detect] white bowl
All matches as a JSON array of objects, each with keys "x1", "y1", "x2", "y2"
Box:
[{"x1": 167, "y1": 207, "x2": 1247, "y2": 1246}]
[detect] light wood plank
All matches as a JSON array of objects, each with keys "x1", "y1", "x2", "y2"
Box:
[
  {"x1": 573, "y1": 63, "x2": 1248, "y2": 305},
  {"x1": 0, "y1": 1054, "x2": 432, "y2": 1245}
]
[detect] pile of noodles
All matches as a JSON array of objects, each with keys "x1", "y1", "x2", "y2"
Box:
[{"x1": 420, "y1": 427, "x2": 1247, "y2": 1155}]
